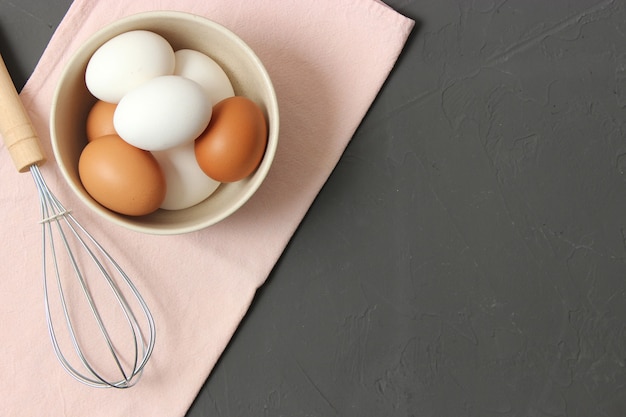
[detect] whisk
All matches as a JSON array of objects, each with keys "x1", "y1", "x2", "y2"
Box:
[{"x1": 0, "y1": 53, "x2": 155, "y2": 388}]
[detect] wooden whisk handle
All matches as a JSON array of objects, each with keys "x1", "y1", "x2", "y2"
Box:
[{"x1": 0, "y1": 52, "x2": 46, "y2": 173}]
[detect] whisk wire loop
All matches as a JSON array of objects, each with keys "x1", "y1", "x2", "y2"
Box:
[{"x1": 31, "y1": 165, "x2": 156, "y2": 389}]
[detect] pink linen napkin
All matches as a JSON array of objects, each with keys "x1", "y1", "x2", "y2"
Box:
[{"x1": 0, "y1": 0, "x2": 413, "y2": 415}]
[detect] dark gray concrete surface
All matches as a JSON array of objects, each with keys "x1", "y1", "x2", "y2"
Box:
[{"x1": 3, "y1": 1, "x2": 626, "y2": 416}]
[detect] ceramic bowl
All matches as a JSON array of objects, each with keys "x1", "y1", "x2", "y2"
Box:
[{"x1": 50, "y1": 11, "x2": 278, "y2": 235}]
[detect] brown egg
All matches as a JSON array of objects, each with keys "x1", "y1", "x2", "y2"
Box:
[
  {"x1": 78, "y1": 134, "x2": 166, "y2": 216},
  {"x1": 194, "y1": 96, "x2": 267, "y2": 182},
  {"x1": 86, "y1": 100, "x2": 118, "y2": 141}
]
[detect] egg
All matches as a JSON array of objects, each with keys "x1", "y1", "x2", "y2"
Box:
[
  {"x1": 114, "y1": 75, "x2": 212, "y2": 151},
  {"x1": 152, "y1": 142, "x2": 221, "y2": 210},
  {"x1": 194, "y1": 96, "x2": 267, "y2": 183},
  {"x1": 85, "y1": 30, "x2": 175, "y2": 103},
  {"x1": 78, "y1": 134, "x2": 166, "y2": 216},
  {"x1": 173, "y1": 49, "x2": 234, "y2": 105},
  {"x1": 86, "y1": 100, "x2": 117, "y2": 142}
]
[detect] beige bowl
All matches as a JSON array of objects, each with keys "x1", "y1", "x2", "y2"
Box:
[{"x1": 51, "y1": 11, "x2": 279, "y2": 235}]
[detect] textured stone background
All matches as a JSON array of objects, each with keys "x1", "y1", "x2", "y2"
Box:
[{"x1": 2, "y1": 1, "x2": 626, "y2": 416}]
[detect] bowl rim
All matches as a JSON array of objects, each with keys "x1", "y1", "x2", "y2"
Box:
[{"x1": 50, "y1": 10, "x2": 279, "y2": 235}]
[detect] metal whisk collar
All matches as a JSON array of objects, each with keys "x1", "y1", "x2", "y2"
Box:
[{"x1": 32, "y1": 165, "x2": 156, "y2": 388}]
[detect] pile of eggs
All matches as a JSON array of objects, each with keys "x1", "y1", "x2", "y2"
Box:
[{"x1": 79, "y1": 30, "x2": 268, "y2": 216}]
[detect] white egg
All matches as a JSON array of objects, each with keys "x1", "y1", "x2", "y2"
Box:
[
  {"x1": 85, "y1": 30, "x2": 175, "y2": 103},
  {"x1": 152, "y1": 141, "x2": 220, "y2": 210},
  {"x1": 114, "y1": 75, "x2": 212, "y2": 151},
  {"x1": 174, "y1": 49, "x2": 234, "y2": 105}
]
